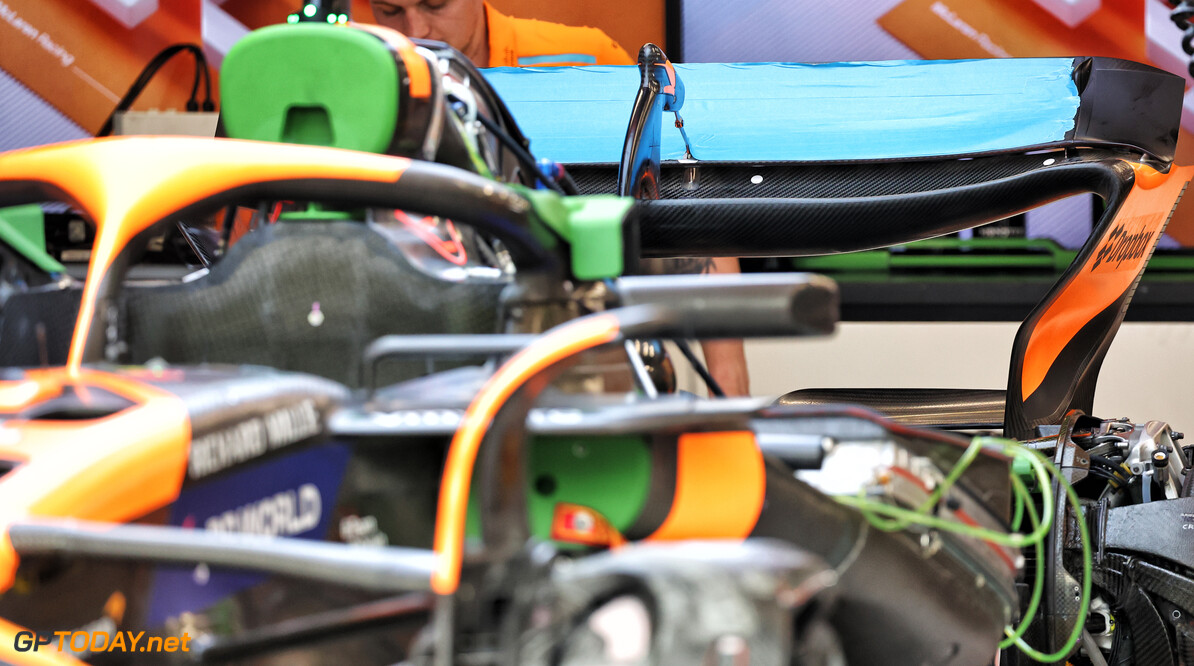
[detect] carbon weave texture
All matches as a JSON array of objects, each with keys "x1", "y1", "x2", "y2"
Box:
[
  {"x1": 629, "y1": 159, "x2": 1109, "y2": 258},
  {"x1": 568, "y1": 153, "x2": 1052, "y2": 198},
  {"x1": 0, "y1": 286, "x2": 82, "y2": 367},
  {"x1": 1091, "y1": 554, "x2": 1177, "y2": 666},
  {"x1": 123, "y1": 222, "x2": 504, "y2": 388},
  {"x1": 776, "y1": 388, "x2": 1005, "y2": 426}
]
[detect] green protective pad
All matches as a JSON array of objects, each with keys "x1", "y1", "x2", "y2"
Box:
[
  {"x1": 527, "y1": 435, "x2": 651, "y2": 539},
  {"x1": 220, "y1": 24, "x2": 399, "y2": 153},
  {"x1": 0, "y1": 204, "x2": 65, "y2": 274},
  {"x1": 521, "y1": 189, "x2": 632, "y2": 279},
  {"x1": 464, "y1": 434, "x2": 653, "y2": 546}
]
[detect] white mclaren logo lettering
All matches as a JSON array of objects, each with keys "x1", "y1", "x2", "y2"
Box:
[
  {"x1": 188, "y1": 400, "x2": 322, "y2": 479},
  {"x1": 204, "y1": 484, "x2": 322, "y2": 536}
]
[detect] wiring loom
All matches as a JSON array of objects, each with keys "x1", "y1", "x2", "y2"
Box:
[{"x1": 834, "y1": 436, "x2": 1092, "y2": 662}]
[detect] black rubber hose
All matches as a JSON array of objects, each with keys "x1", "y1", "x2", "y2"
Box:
[
  {"x1": 97, "y1": 44, "x2": 210, "y2": 137},
  {"x1": 473, "y1": 112, "x2": 565, "y2": 194}
]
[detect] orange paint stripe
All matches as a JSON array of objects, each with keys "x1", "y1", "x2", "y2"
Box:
[
  {"x1": 431, "y1": 315, "x2": 620, "y2": 594},
  {"x1": 1021, "y1": 163, "x2": 1192, "y2": 398},
  {"x1": 646, "y1": 431, "x2": 765, "y2": 541},
  {"x1": 0, "y1": 617, "x2": 86, "y2": 665},
  {"x1": 0, "y1": 138, "x2": 407, "y2": 371},
  {"x1": 662, "y1": 60, "x2": 677, "y2": 96},
  {"x1": 349, "y1": 23, "x2": 432, "y2": 98},
  {"x1": 0, "y1": 368, "x2": 190, "y2": 592}
]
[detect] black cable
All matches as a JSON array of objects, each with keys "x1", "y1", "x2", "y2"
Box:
[
  {"x1": 471, "y1": 111, "x2": 566, "y2": 194},
  {"x1": 195, "y1": 47, "x2": 214, "y2": 111},
  {"x1": 219, "y1": 204, "x2": 237, "y2": 254},
  {"x1": 1085, "y1": 466, "x2": 1118, "y2": 479},
  {"x1": 557, "y1": 169, "x2": 580, "y2": 196},
  {"x1": 1085, "y1": 453, "x2": 1133, "y2": 490},
  {"x1": 98, "y1": 45, "x2": 198, "y2": 135},
  {"x1": 1170, "y1": 2, "x2": 1194, "y2": 79},
  {"x1": 1090, "y1": 454, "x2": 1127, "y2": 471},
  {"x1": 672, "y1": 339, "x2": 725, "y2": 397},
  {"x1": 252, "y1": 201, "x2": 269, "y2": 233},
  {"x1": 137, "y1": 46, "x2": 202, "y2": 109},
  {"x1": 1085, "y1": 466, "x2": 1125, "y2": 488},
  {"x1": 97, "y1": 44, "x2": 213, "y2": 137},
  {"x1": 180, "y1": 45, "x2": 214, "y2": 111}
]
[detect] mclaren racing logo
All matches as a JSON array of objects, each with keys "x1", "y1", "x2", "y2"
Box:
[{"x1": 1091, "y1": 221, "x2": 1155, "y2": 272}]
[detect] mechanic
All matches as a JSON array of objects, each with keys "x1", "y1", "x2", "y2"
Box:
[
  {"x1": 369, "y1": 0, "x2": 633, "y2": 67},
  {"x1": 371, "y1": 0, "x2": 751, "y2": 396}
]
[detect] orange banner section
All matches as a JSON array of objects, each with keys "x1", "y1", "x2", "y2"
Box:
[
  {"x1": 879, "y1": 0, "x2": 1144, "y2": 62},
  {"x1": 1022, "y1": 163, "x2": 1192, "y2": 399},
  {"x1": 0, "y1": 0, "x2": 205, "y2": 134},
  {"x1": 647, "y1": 431, "x2": 765, "y2": 542}
]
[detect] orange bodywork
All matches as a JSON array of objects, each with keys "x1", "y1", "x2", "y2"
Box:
[
  {"x1": 550, "y1": 502, "x2": 627, "y2": 548},
  {"x1": 431, "y1": 315, "x2": 621, "y2": 595},
  {"x1": 0, "y1": 137, "x2": 410, "y2": 374},
  {"x1": 645, "y1": 431, "x2": 765, "y2": 542},
  {"x1": 0, "y1": 370, "x2": 69, "y2": 419},
  {"x1": 661, "y1": 60, "x2": 677, "y2": 97},
  {"x1": 430, "y1": 319, "x2": 770, "y2": 595},
  {"x1": 1021, "y1": 163, "x2": 1193, "y2": 399},
  {"x1": 349, "y1": 23, "x2": 433, "y2": 98},
  {"x1": 0, "y1": 369, "x2": 190, "y2": 593}
]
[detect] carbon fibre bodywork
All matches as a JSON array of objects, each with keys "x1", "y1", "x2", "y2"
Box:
[{"x1": 0, "y1": 29, "x2": 1190, "y2": 666}]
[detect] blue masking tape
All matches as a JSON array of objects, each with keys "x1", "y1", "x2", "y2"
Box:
[{"x1": 484, "y1": 59, "x2": 1080, "y2": 163}]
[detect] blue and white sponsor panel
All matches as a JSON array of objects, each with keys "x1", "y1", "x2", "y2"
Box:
[{"x1": 147, "y1": 443, "x2": 351, "y2": 625}]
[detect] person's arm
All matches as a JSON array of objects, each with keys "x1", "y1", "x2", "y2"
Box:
[
  {"x1": 700, "y1": 257, "x2": 750, "y2": 396},
  {"x1": 654, "y1": 256, "x2": 751, "y2": 397}
]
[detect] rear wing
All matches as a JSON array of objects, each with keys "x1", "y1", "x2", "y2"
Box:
[
  {"x1": 490, "y1": 54, "x2": 1191, "y2": 436},
  {"x1": 486, "y1": 57, "x2": 1180, "y2": 168},
  {"x1": 1006, "y1": 162, "x2": 1191, "y2": 437}
]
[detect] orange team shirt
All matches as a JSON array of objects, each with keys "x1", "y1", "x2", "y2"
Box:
[{"x1": 484, "y1": 2, "x2": 635, "y2": 67}]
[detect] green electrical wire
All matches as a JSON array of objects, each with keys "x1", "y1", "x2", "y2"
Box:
[
  {"x1": 1010, "y1": 479, "x2": 1025, "y2": 532},
  {"x1": 836, "y1": 438, "x2": 1055, "y2": 549},
  {"x1": 1000, "y1": 473, "x2": 1043, "y2": 648},
  {"x1": 836, "y1": 494, "x2": 1051, "y2": 548},
  {"x1": 1008, "y1": 459, "x2": 1093, "y2": 663},
  {"x1": 830, "y1": 437, "x2": 1093, "y2": 661},
  {"x1": 863, "y1": 435, "x2": 987, "y2": 532}
]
